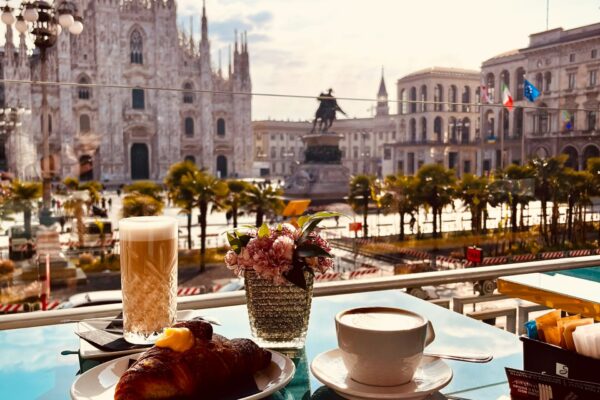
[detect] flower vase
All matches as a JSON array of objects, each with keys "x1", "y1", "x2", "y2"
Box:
[{"x1": 244, "y1": 269, "x2": 314, "y2": 349}]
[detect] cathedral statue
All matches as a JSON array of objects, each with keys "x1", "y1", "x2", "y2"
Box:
[{"x1": 311, "y1": 88, "x2": 346, "y2": 133}]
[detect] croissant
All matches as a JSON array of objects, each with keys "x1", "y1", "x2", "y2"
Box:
[{"x1": 114, "y1": 319, "x2": 272, "y2": 400}]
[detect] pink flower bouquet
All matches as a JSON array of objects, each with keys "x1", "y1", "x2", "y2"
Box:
[{"x1": 224, "y1": 212, "x2": 341, "y2": 289}]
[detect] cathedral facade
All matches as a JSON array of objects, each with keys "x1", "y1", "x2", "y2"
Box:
[{"x1": 1, "y1": 0, "x2": 252, "y2": 182}]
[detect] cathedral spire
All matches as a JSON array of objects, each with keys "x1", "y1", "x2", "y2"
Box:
[
  {"x1": 18, "y1": 32, "x2": 27, "y2": 66},
  {"x1": 201, "y1": 0, "x2": 208, "y2": 43},
  {"x1": 376, "y1": 66, "x2": 389, "y2": 117},
  {"x1": 4, "y1": 24, "x2": 14, "y2": 66},
  {"x1": 189, "y1": 15, "x2": 194, "y2": 54},
  {"x1": 228, "y1": 44, "x2": 232, "y2": 78},
  {"x1": 218, "y1": 48, "x2": 222, "y2": 77},
  {"x1": 234, "y1": 29, "x2": 239, "y2": 54}
]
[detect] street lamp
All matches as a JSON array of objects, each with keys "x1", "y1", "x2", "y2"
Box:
[{"x1": 1, "y1": 1, "x2": 83, "y2": 226}]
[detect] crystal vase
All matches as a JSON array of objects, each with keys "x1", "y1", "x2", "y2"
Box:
[{"x1": 244, "y1": 269, "x2": 314, "y2": 349}]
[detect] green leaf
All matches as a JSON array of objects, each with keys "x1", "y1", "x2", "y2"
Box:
[
  {"x1": 258, "y1": 223, "x2": 270, "y2": 238},
  {"x1": 296, "y1": 243, "x2": 332, "y2": 258},
  {"x1": 276, "y1": 223, "x2": 283, "y2": 232},
  {"x1": 283, "y1": 264, "x2": 308, "y2": 290},
  {"x1": 297, "y1": 215, "x2": 309, "y2": 228},
  {"x1": 238, "y1": 234, "x2": 252, "y2": 247}
]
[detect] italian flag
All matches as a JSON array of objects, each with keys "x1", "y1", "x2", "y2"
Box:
[{"x1": 502, "y1": 83, "x2": 513, "y2": 111}]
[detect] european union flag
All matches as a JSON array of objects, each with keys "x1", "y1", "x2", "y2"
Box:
[{"x1": 524, "y1": 79, "x2": 540, "y2": 102}]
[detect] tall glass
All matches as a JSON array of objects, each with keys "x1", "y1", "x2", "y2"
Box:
[{"x1": 119, "y1": 216, "x2": 178, "y2": 344}]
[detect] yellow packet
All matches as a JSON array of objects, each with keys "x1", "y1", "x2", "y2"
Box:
[
  {"x1": 557, "y1": 315, "x2": 581, "y2": 348},
  {"x1": 535, "y1": 310, "x2": 561, "y2": 342},
  {"x1": 563, "y1": 318, "x2": 594, "y2": 351},
  {"x1": 542, "y1": 325, "x2": 562, "y2": 346}
]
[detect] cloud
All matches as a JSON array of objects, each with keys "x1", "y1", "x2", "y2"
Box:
[
  {"x1": 248, "y1": 11, "x2": 273, "y2": 26},
  {"x1": 210, "y1": 18, "x2": 253, "y2": 42},
  {"x1": 248, "y1": 33, "x2": 270, "y2": 43}
]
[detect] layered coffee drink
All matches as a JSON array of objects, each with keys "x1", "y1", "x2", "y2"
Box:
[
  {"x1": 339, "y1": 308, "x2": 424, "y2": 331},
  {"x1": 120, "y1": 216, "x2": 178, "y2": 344}
]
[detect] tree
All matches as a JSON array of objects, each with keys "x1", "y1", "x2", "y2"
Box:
[
  {"x1": 530, "y1": 156, "x2": 566, "y2": 245},
  {"x1": 225, "y1": 180, "x2": 249, "y2": 228},
  {"x1": 63, "y1": 194, "x2": 86, "y2": 248},
  {"x1": 501, "y1": 164, "x2": 534, "y2": 233},
  {"x1": 182, "y1": 170, "x2": 229, "y2": 271},
  {"x1": 165, "y1": 161, "x2": 198, "y2": 249},
  {"x1": 561, "y1": 168, "x2": 593, "y2": 243},
  {"x1": 7, "y1": 180, "x2": 42, "y2": 238},
  {"x1": 586, "y1": 157, "x2": 600, "y2": 241},
  {"x1": 382, "y1": 173, "x2": 417, "y2": 240},
  {"x1": 415, "y1": 164, "x2": 456, "y2": 238},
  {"x1": 456, "y1": 174, "x2": 489, "y2": 233},
  {"x1": 63, "y1": 176, "x2": 80, "y2": 192},
  {"x1": 243, "y1": 182, "x2": 284, "y2": 228},
  {"x1": 121, "y1": 194, "x2": 164, "y2": 218},
  {"x1": 79, "y1": 180, "x2": 102, "y2": 209},
  {"x1": 348, "y1": 175, "x2": 376, "y2": 237},
  {"x1": 124, "y1": 181, "x2": 162, "y2": 201}
]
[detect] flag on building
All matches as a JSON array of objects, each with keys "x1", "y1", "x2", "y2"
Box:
[
  {"x1": 502, "y1": 83, "x2": 513, "y2": 111},
  {"x1": 523, "y1": 79, "x2": 540, "y2": 102},
  {"x1": 480, "y1": 83, "x2": 492, "y2": 104},
  {"x1": 562, "y1": 110, "x2": 573, "y2": 130}
]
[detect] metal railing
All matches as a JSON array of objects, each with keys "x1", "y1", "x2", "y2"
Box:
[{"x1": 1, "y1": 255, "x2": 599, "y2": 330}]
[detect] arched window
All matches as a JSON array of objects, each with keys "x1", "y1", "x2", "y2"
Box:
[
  {"x1": 544, "y1": 71, "x2": 552, "y2": 92},
  {"x1": 79, "y1": 114, "x2": 90, "y2": 133},
  {"x1": 486, "y1": 73, "x2": 495, "y2": 103},
  {"x1": 461, "y1": 118, "x2": 470, "y2": 144},
  {"x1": 449, "y1": 85, "x2": 457, "y2": 112},
  {"x1": 130, "y1": 29, "x2": 143, "y2": 64},
  {"x1": 184, "y1": 155, "x2": 196, "y2": 164},
  {"x1": 588, "y1": 111, "x2": 597, "y2": 131},
  {"x1": 485, "y1": 110, "x2": 495, "y2": 138},
  {"x1": 535, "y1": 73, "x2": 543, "y2": 91},
  {"x1": 514, "y1": 107, "x2": 523, "y2": 137},
  {"x1": 475, "y1": 87, "x2": 481, "y2": 112},
  {"x1": 216, "y1": 118, "x2": 226, "y2": 136},
  {"x1": 500, "y1": 70, "x2": 510, "y2": 87},
  {"x1": 184, "y1": 117, "x2": 194, "y2": 137},
  {"x1": 409, "y1": 118, "x2": 416, "y2": 142},
  {"x1": 78, "y1": 76, "x2": 90, "y2": 100},
  {"x1": 462, "y1": 86, "x2": 471, "y2": 112},
  {"x1": 536, "y1": 103, "x2": 548, "y2": 134},
  {"x1": 434, "y1": 84, "x2": 443, "y2": 111},
  {"x1": 516, "y1": 68, "x2": 525, "y2": 100},
  {"x1": 434, "y1": 116, "x2": 443, "y2": 142},
  {"x1": 419, "y1": 85, "x2": 427, "y2": 112},
  {"x1": 448, "y1": 117, "x2": 457, "y2": 142},
  {"x1": 409, "y1": 87, "x2": 417, "y2": 113},
  {"x1": 420, "y1": 117, "x2": 427, "y2": 142},
  {"x1": 132, "y1": 88, "x2": 145, "y2": 109},
  {"x1": 183, "y1": 82, "x2": 194, "y2": 104},
  {"x1": 400, "y1": 89, "x2": 407, "y2": 114}
]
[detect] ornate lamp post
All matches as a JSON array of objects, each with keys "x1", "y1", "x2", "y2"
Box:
[{"x1": 1, "y1": 1, "x2": 83, "y2": 226}]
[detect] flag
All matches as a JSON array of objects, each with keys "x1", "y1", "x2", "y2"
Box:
[
  {"x1": 502, "y1": 83, "x2": 513, "y2": 111},
  {"x1": 480, "y1": 84, "x2": 492, "y2": 104},
  {"x1": 562, "y1": 110, "x2": 573, "y2": 130},
  {"x1": 523, "y1": 79, "x2": 540, "y2": 102}
]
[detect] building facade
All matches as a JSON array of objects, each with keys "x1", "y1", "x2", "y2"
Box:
[
  {"x1": 481, "y1": 23, "x2": 600, "y2": 171},
  {"x1": 382, "y1": 67, "x2": 481, "y2": 177},
  {"x1": 1, "y1": 0, "x2": 252, "y2": 182},
  {"x1": 252, "y1": 74, "x2": 398, "y2": 179}
]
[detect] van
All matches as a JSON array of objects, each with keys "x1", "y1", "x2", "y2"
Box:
[
  {"x1": 8, "y1": 225, "x2": 39, "y2": 261},
  {"x1": 69, "y1": 218, "x2": 113, "y2": 249}
]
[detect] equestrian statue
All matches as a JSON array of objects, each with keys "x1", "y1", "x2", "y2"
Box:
[{"x1": 311, "y1": 88, "x2": 346, "y2": 133}]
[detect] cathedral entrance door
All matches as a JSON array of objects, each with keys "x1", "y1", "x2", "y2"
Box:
[
  {"x1": 216, "y1": 155, "x2": 227, "y2": 178},
  {"x1": 131, "y1": 143, "x2": 149, "y2": 180},
  {"x1": 79, "y1": 155, "x2": 93, "y2": 181}
]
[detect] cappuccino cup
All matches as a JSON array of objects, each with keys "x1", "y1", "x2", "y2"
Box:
[{"x1": 335, "y1": 307, "x2": 435, "y2": 386}]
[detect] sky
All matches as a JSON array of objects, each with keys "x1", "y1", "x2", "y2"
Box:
[{"x1": 176, "y1": 0, "x2": 600, "y2": 121}]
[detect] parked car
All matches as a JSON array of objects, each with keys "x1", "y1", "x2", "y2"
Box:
[{"x1": 57, "y1": 290, "x2": 122, "y2": 309}]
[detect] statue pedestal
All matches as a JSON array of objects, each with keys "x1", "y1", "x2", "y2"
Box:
[{"x1": 285, "y1": 132, "x2": 350, "y2": 203}]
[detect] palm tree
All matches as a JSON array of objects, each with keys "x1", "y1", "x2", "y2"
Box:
[
  {"x1": 7, "y1": 180, "x2": 42, "y2": 238},
  {"x1": 182, "y1": 170, "x2": 229, "y2": 271},
  {"x1": 63, "y1": 176, "x2": 79, "y2": 192},
  {"x1": 121, "y1": 194, "x2": 164, "y2": 218},
  {"x1": 124, "y1": 180, "x2": 163, "y2": 201},
  {"x1": 382, "y1": 173, "x2": 417, "y2": 240},
  {"x1": 348, "y1": 175, "x2": 375, "y2": 237},
  {"x1": 243, "y1": 182, "x2": 284, "y2": 228},
  {"x1": 63, "y1": 194, "x2": 86, "y2": 247},
  {"x1": 561, "y1": 168, "x2": 593, "y2": 243},
  {"x1": 586, "y1": 157, "x2": 600, "y2": 241},
  {"x1": 224, "y1": 180, "x2": 249, "y2": 228},
  {"x1": 165, "y1": 161, "x2": 198, "y2": 249},
  {"x1": 456, "y1": 174, "x2": 489, "y2": 233},
  {"x1": 501, "y1": 164, "x2": 534, "y2": 233},
  {"x1": 530, "y1": 156, "x2": 566, "y2": 244},
  {"x1": 415, "y1": 164, "x2": 456, "y2": 238}
]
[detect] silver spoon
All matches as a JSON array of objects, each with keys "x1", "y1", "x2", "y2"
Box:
[{"x1": 424, "y1": 351, "x2": 493, "y2": 363}]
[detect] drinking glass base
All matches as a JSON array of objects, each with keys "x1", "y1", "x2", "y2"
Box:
[{"x1": 123, "y1": 330, "x2": 163, "y2": 345}]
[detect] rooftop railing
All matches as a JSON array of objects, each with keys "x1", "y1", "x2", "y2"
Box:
[{"x1": 1, "y1": 255, "x2": 599, "y2": 330}]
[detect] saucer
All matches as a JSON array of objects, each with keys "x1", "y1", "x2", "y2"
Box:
[{"x1": 310, "y1": 348, "x2": 452, "y2": 400}]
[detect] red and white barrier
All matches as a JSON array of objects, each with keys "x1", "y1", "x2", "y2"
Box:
[
  {"x1": 541, "y1": 251, "x2": 563, "y2": 260},
  {"x1": 315, "y1": 272, "x2": 341, "y2": 282},
  {"x1": 481, "y1": 256, "x2": 508, "y2": 266},
  {"x1": 512, "y1": 254, "x2": 536, "y2": 262},
  {"x1": 568, "y1": 249, "x2": 591, "y2": 257},
  {"x1": 347, "y1": 268, "x2": 380, "y2": 280},
  {"x1": 177, "y1": 287, "x2": 201, "y2": 296}
]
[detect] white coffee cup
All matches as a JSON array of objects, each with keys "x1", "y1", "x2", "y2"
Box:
[{"x1": 335, "y1": 306, "x2": 435, "y2": 387}]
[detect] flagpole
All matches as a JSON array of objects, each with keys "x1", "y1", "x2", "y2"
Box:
[
  {"x1": 521, "y1": 103, "x2": 525, "y2": 164},
  {"x1": 479, "y1": 82, "x2": 485, "y2": 176},
  {"x1": 501, "y1": 107, "x2": 505, "y2": 169}
]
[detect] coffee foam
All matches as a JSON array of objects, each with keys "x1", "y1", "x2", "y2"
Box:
[
  {"x1": 119, "y1": 216, "x2": 178, "y2": 241},
  {"x1": 340, "y1": 309, "x2": 423, "y2": 331}
]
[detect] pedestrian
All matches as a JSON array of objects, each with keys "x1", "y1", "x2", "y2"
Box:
[
  {"x1": 226, "y1": 210, "x2": 232, "y2": 226},
  {"x1": 116, "y1": 188, "x2": 121, "y2": 197},
  {"x1": 101, "y1": 197, "x2": 106, "y2": 209},
  {"x1": 51, "y1": 198, "x2": 56, "y2": 209},
  {"x1": 59, "y1": 216, "x2": 66, "y2": 233},
  {"x1": 56, "y1": 199, "x2": 61, "y2": 210},
  {"x1": 107, "y1": 198, "x2": 112, "y2": 210}
]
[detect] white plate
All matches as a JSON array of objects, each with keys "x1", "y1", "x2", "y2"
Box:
[
  {"x1": 310, "y1": 348, "x2": 452, "y2": 400},
  {"x1": 70, "y1": 349, "x2": 295, "y2": 400},
  {"x1": 77, "y1": 310, "x2": 209, "y2": 359}
]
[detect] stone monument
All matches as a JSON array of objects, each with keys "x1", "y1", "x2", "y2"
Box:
[{"x1": 285, "y1": 89, "x2": 350, "y2": 202}]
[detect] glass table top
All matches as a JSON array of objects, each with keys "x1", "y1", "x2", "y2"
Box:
[{"x1": 0, "y1": 289, "x2": 522, "y2": 399}]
